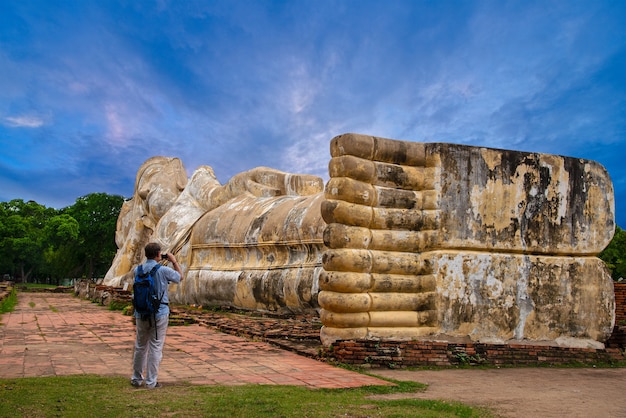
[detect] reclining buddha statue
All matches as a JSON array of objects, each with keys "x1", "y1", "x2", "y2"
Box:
[{"x1": 104, "y1": 133, "x2": 616, "y2": 349}]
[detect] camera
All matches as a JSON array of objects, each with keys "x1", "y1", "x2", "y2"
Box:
[{"x1": 162, "y1": 253, "x2": 170, "y2": 260}]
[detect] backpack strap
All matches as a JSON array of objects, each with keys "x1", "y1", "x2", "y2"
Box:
[
  {"x1": 136, "y1": 264, "x2": 159, "y2": 279},
  {"x1": 149, "y1": 265, "x2": 168, "y2": 305},
  {"x1": 150, "y1": 264, "x2": 163, "y2": 340}
]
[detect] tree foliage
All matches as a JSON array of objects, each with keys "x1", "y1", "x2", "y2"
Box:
[
  {"x1": 0, "y1": 193, "x2": 125, "y2": 283},
  {"x1": 0, "y1": 200, "x2": 56, "y2": 282},
  {"x1": 64, "y1": 193, "x2": 125, "y2": 279},
  {"x1": 599, "y1": 226, "x2": 626, "y2": 280}
]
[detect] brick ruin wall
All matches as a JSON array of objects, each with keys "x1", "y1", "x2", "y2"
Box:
[
  {"x1": 614, "y1": 283, "x2": 626, "y2": 323},
  {"x1": 326, "y1": 340, "x2": 623, "y2": 367},
  {"x1": 608, "y1": 282, "x2": 626, "y2": 350}
]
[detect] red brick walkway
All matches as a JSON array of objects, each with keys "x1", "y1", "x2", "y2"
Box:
[{"x1": 0, "y1": 293, "x2": 390, "y2": 388}]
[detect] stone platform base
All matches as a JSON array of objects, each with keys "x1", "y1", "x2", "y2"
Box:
[{"x1": 326, "y1": 339, "x2": 624, "y2": 368}]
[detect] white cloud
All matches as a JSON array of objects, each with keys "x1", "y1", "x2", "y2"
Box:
[
  {"x1": 104, "y1": 103, "x2": 127, "y2": 144},
  {"x1": 2, "y1": 115, "x2": 45, "y2": 128}
]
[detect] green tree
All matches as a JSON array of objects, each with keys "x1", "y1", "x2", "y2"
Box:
[
  {"x1": 0, "y1": 200, "x2": 58, "y2": 282},
  {"x1": 43, "y1": 214, "x2": 80, "y2": 283},
  {"x1": 64, "y1": 193, "x2": 124, "y2": 279},
  {"x1": 600, "y1": 225, "x2": 626, "y2": 280},
  {"x1": 0, "y1": 195, "x2": 124, "y2": 283}
]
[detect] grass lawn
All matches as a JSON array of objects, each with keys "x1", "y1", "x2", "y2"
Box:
[
  {"x1": 0, "y1": 288, "x2": 17, "y2": 315},
  {"x1": 16, "y1": 283, "x2": 59, "y2": 289},
  {"x1": 0, "y1": 375, "x2": 494, "y2": 417}
]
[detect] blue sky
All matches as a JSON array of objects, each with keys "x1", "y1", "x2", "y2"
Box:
[{"x1": 1, "y1": 1, "x2": 625, "y2": 227}]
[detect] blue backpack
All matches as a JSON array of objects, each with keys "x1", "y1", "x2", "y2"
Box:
[{"x1": 132, "y1": 264, "x2": 163, "y2": 325}]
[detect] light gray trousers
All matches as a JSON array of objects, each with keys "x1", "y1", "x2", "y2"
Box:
[{"x1": 131, "y1": 315, "x2": 169, "y2": 388}]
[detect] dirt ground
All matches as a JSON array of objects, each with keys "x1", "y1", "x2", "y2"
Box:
[{"x1": 371, "y1": 367, "x2": 626, "y2": 417}]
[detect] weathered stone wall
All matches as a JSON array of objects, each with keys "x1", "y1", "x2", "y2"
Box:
[
  {"x1": 320, "y1": 134, "x2": 615, "y2": 348},
  {"x1": 74, "y1": 280, "x2": 131, "y2": 307}
]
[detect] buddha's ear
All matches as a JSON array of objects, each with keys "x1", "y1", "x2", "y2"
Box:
[
  {"x1": 138, "y1": 187, "x2": 149, "y2": 199},
  {"x1": 174, "y1": 160, "x2": 188, "y2": 191},
  {"x1": 141, "y1": 215, "x2": 155, "y2": 231}
]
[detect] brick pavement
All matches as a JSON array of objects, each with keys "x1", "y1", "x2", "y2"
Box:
[{"x1": 0, "y1": 292, "x2": 391, "y2": 389}]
